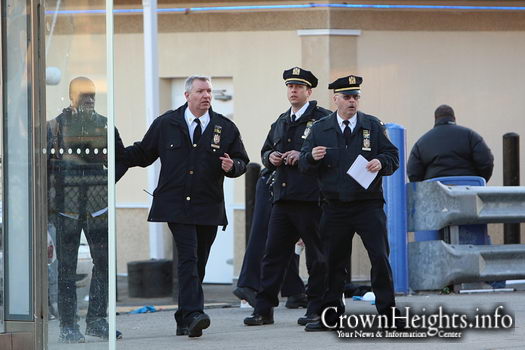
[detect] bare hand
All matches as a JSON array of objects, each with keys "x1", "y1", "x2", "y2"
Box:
[
  {"x1": 312, "y1": 146, "x2": 327, "y2": 161},
  {"x1": 269, "y1": 151, "x2": 284, "y2": 167},
  {"x1": 282, "y1": 150, "x2": 300, "y2": 166},
  {"x1": 366, "y1": 159, "x2": 382, "y2": 172},
  {"x1": 220, "y1": 153, "x2": 234, "y2": 172}
]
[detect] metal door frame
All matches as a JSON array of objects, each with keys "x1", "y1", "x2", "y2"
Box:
[{"x1": 0, "y1": 0, "x2": 47, "y2": 348}]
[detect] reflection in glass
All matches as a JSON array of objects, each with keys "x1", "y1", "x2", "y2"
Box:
[{"x1": 47, "y1": 77, "x2": 110, "y2": 345}]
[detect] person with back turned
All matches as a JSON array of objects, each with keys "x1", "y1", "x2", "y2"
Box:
[
  {"x1": 407, "y1": 104, "x2": 494, "y2": 183},
  {"x1": 299, "y1": 74, "x2": 402, "y2": 331}
]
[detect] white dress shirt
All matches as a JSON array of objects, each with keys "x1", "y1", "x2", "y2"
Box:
[
  {"x1": 337, "y1": 113, "x2": 357, "y2": 133},
  {"x1": 185, "y1": 107, "x2": 210, "y2": 143},
  {"x1": 290, "y1": 101, "x2": 310, "y2": 122}
]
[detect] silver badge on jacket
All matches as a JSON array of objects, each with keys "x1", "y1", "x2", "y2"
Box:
[
  {"x1": 211, "y1": 125, "x2": 222, "y2": 150},
  {"x1": 302, "y1": 120, "x2": 315, "y2": 139},
  {"x1": 362, "y1": 129, "x2": 371, "y2": 151}
]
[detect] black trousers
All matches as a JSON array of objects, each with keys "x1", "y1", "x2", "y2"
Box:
[
  {"x1": 321, "y1": 200, "x2": 395, "y2": 319},
  {"x1": 168, "y1": 223, "x2": 217, "y2": 327},
  {"x1": 55, "y1": 213, "x2": 108, "y2": 327},
  {"x1": 256, "y1": 201, "x2": 325, "y2": 316},
  {"x1": 238, "y1": 174, "x2": 305, "y2": 296}
]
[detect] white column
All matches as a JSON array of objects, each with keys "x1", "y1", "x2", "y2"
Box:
[
  {"x1": 143, "y1": 0, "x2": 165, "y2": 259},
  {"x1": 106, "y1": 1, "x2": 116, "y2": 348}
]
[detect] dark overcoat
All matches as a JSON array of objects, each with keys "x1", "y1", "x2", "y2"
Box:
[
  {"x1": 299, "y1": 111, "x2": 399, "y2": 202},
  {"x1": 124, "y1": 103, "x2": 249, "y2": 226},
  {"x1": 407, "y1": 116, "x2": 494, "y2": 182},
  {"x1": 261, "y1": 101, "x2": 331, "y2": 202}
]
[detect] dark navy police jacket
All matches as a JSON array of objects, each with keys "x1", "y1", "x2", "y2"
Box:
[
  {"x1": 261, "y1": 101, "x2": 331, "y2": 203},
  {"x1": 299, "y1": 111, "x2": 399, "y2": 203},
  {"x1": 123, "y1": 103, "x2": 249, "y2": 226}
]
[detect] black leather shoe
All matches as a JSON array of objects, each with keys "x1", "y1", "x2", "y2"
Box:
[
  {"x1": 297, "y1": 314, "x2": 320, "y2": 326},
  {"x1": 188, "y1": 313, "x2": 211, "y2": 338},
  {"x1": 285, "y1": 293, "x2": 307, "y2": 309},
  {"x1": 176, "y1": 326, "x2": 189, "y2": 336},
  {"x1": 243, "y1": 311, "x2": 274, "y2": 326},
  {"x1": 233, "y1": 287, "x2": 257, "y2": 307},
  {"x1": 304, "y1": 320, "x2": 330, "y2": 332}
]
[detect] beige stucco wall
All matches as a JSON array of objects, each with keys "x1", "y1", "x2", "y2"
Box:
[
  {"x1": 357, "y1": 30, "x2": 525, "y2": 187},
  {"x1": 45, "y1": 3, "x2": 525, "y2": 282}
]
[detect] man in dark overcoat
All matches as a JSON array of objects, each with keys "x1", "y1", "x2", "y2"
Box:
[{"x1": 122, "y1": 75, "x2": 249, "y2": 338}]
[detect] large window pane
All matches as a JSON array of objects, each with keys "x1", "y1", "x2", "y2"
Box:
[
  {"x1": 45, "y1": 1, "x2": 112, "y2": 347},
  {"x1": 3, "y1": 0, "x2": 32, "y2": 321}
]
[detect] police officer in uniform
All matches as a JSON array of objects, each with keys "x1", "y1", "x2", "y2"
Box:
[
  {"x1": 244, "y1": 67, "x2": 331, "y2": 327},
  {"x1": 233, "y1": 167, "x2": 308, "y2": 308},
  {"x1": 122, "y1": 76, "x2": 249, "y2": 338},
  {"x1": 299, "y1": 75, "x2": 400, "y2": 331}
]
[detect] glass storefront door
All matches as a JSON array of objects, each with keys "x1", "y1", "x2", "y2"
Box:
[
  {"x1": 1, "y1": 1, "x2": 116, "y2": 348},
  {"x1": 45, "y1": 1, "x2": 116, "y2": 348},
  {"x1": 1, "y1": 0, "x2": 46, "y2": 347}
]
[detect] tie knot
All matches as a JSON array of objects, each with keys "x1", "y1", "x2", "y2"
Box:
[
  {"x1": 343, "y1": 120, "x2": 350, "y2": 126},
  {"x1": 291, "y1": 114, "x2": 296, "y2": 122},
  {"x1": 194, "y1": 118, "x2": 201, "y2": 125}
]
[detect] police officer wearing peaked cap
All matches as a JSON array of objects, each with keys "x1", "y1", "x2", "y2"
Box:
[
  {"x1": 299, "y1": 74, "x2": 402, "y2": 330},
  {"x1": 283, "y1": 66, "x2": 319, "y2": 88},
  {"x1": 244, "y1": 67, "x2": 331, "y2": 327}
]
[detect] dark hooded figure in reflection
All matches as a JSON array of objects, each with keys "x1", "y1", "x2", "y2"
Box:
[{"x1": 47, "y1": 76, "x2": 126, "y2": 343}]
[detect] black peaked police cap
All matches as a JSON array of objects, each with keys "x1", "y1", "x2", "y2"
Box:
[
  {"x1": 283, "y1": 67, "x2": 318, "y2": 88},
  {"x1": 328, "y1": 75, "x2": 363, "y2": 95}
]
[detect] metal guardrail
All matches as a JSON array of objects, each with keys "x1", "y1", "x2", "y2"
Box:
[
  {"x1": 409, "y1": 240, "x2": 525, "y2": 291},
  {"x1": 407, "y1": 182, "x2": 525, "y2": 231}
]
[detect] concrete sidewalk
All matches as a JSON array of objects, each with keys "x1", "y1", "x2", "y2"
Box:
[
  {"x1": 113, "y1": 288, "x2": 524, "y2": 350},
  {"x1": 47, "y1": 282, "x2": 524, "y2": 349},
  {"x1": 110, "y1": 282, "x2": 524, "y2": 350}
]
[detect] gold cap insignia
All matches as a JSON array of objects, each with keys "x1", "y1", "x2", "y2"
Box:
[
  {"x1": 293, "y1": 67, "x2": 301, "y2": 75},
  {"x1": 349, "y1": 76, "x2": 356, "y2": 85}
]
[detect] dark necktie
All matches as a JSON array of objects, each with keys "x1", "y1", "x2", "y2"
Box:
[
  {"x1": 193, "y1": 118, "x2": 202, "y2": 144},
  {"x1": 343, "y1": 120, "x2": 351, "y2": 146},
  {"x1": 291, "y1": 114, "x2": 296, "y2": 123}
]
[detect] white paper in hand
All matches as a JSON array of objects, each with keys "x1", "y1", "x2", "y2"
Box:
[{"x1": 347, "y1": 154, "x2": 378, "y2": 189}]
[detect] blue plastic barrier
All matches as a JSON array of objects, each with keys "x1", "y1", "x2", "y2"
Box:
[
  {"x1": 383, "y1": 123, "x2": 408, "y2": 294},
  {"x1": 414, "y1": 176, "x2": 489, "y2": 245}
]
